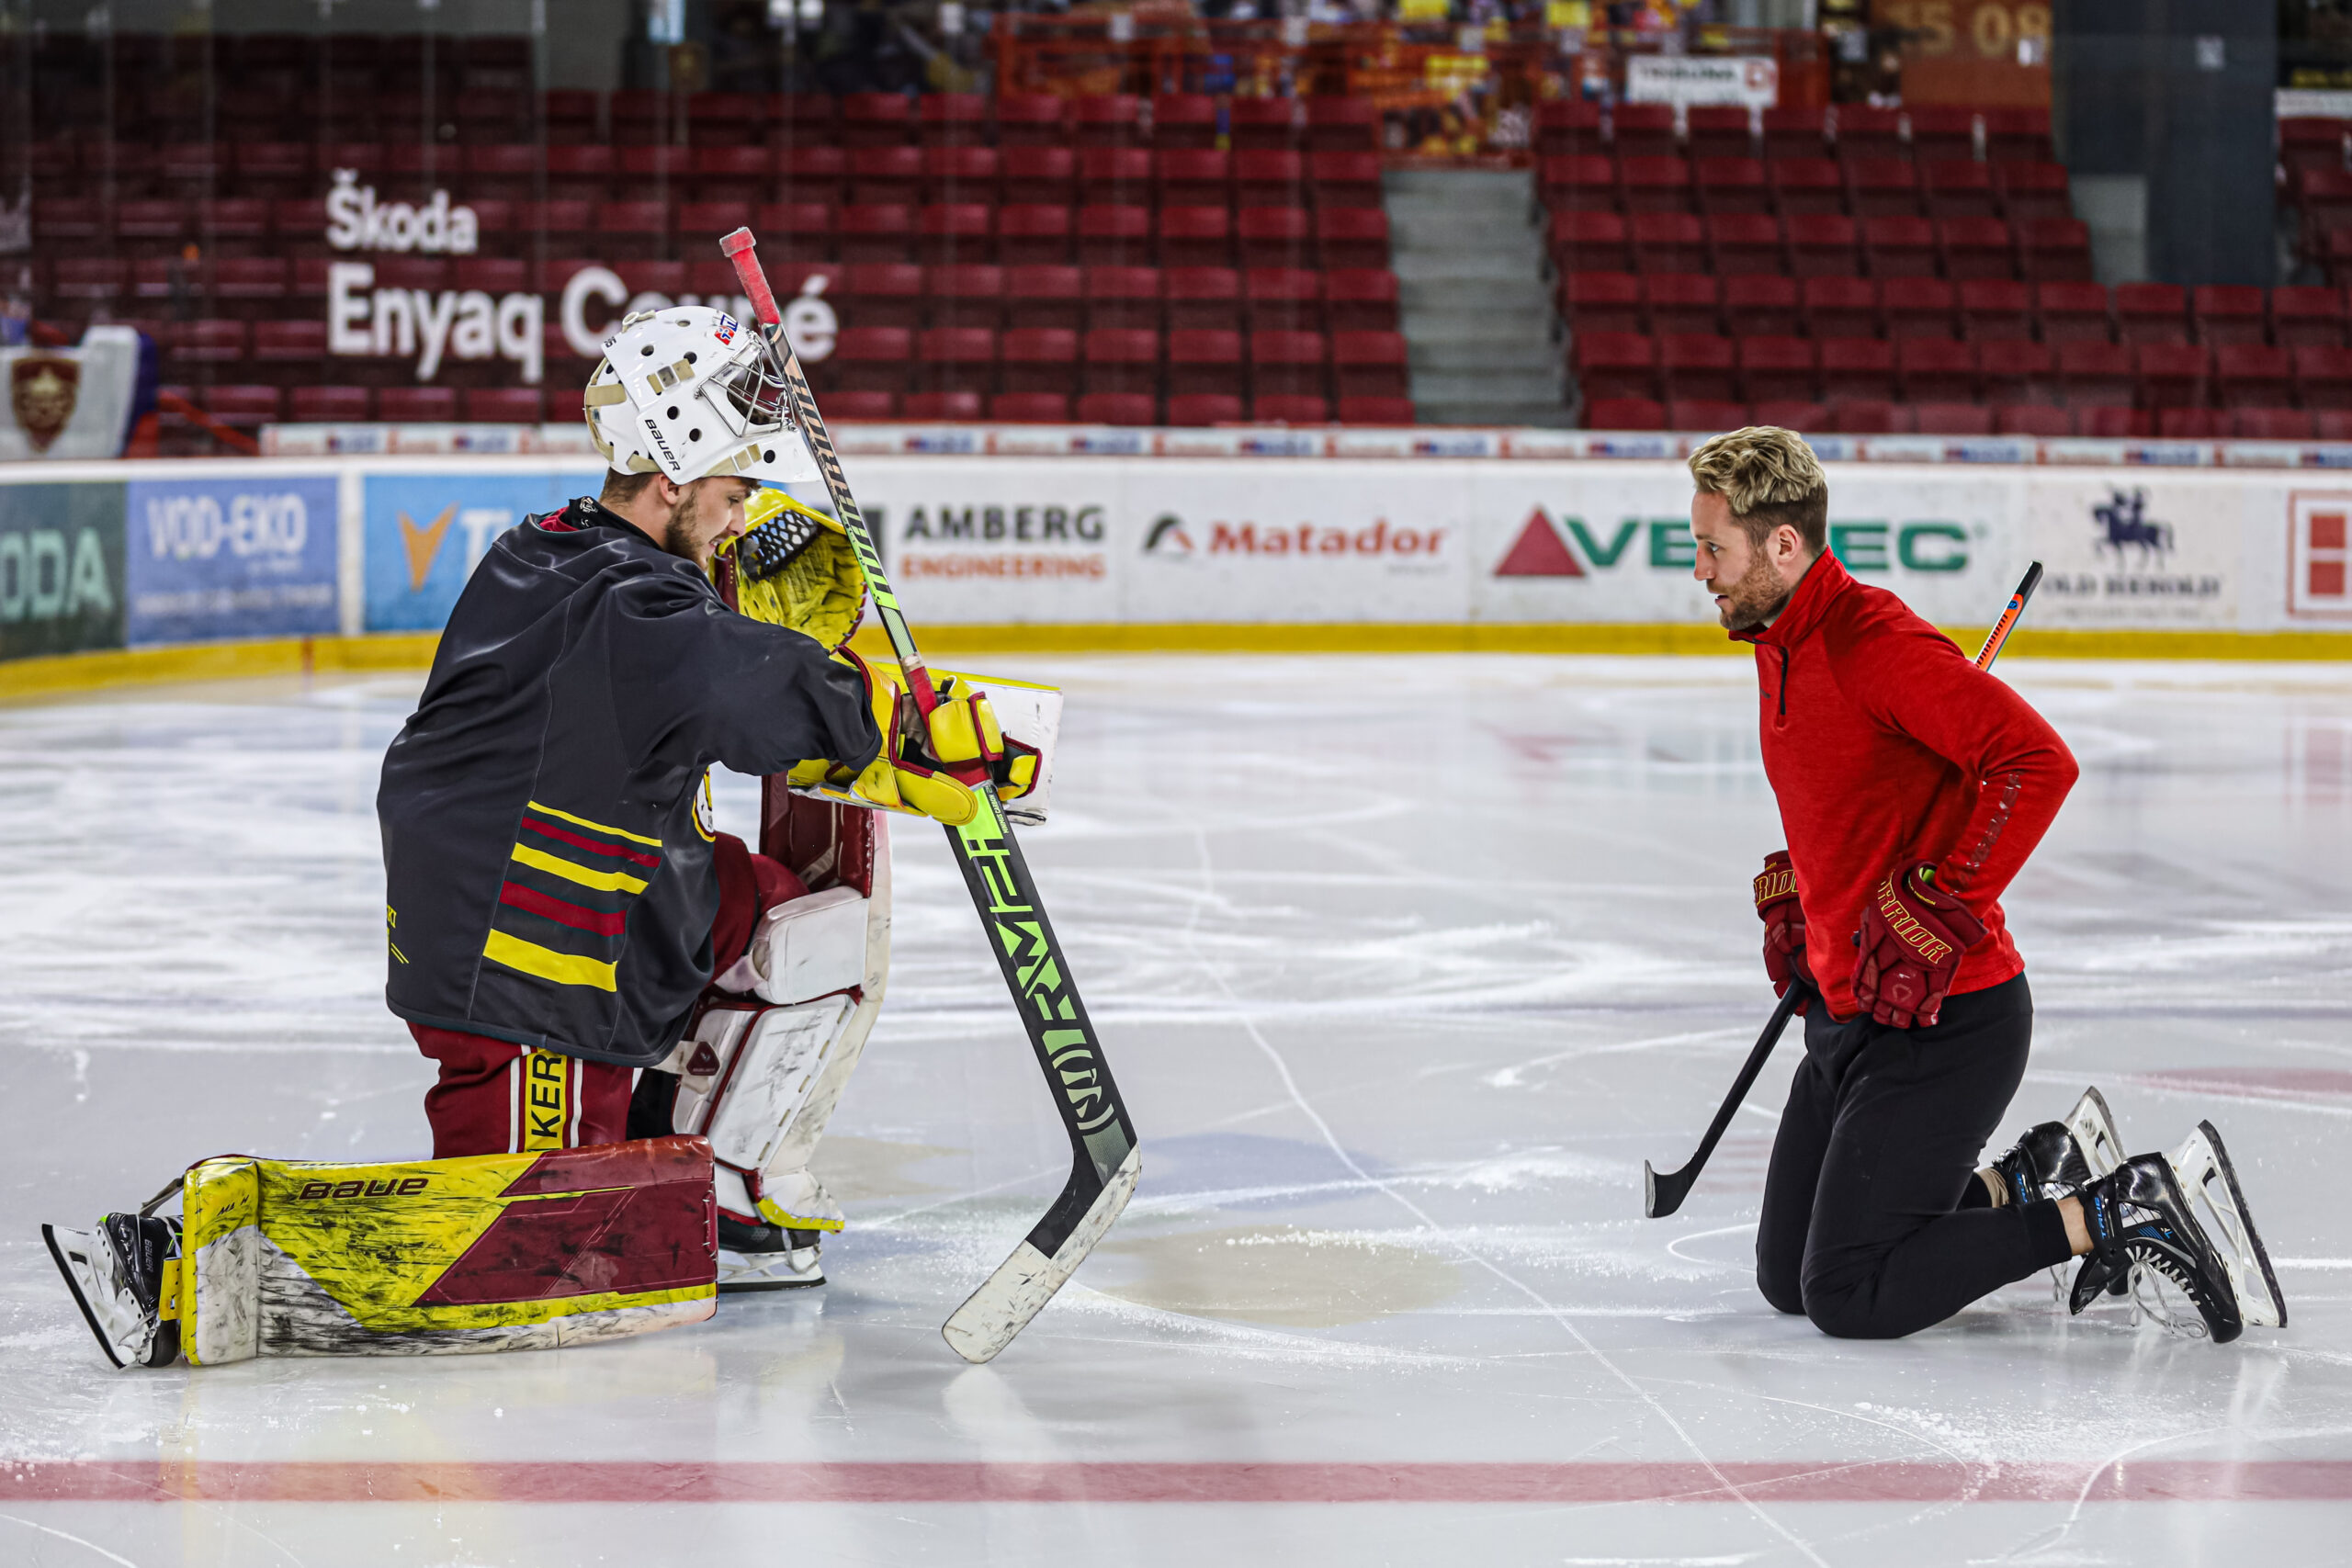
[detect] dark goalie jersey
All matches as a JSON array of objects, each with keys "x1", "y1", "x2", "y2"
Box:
[{"x1": 378, "y1": 496, "x2": 880, "y2": 1067}]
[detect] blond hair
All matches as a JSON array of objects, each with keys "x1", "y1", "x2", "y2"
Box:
[{"x1": 1687, "y1": 425, "x2": 1828, "y2": 553}]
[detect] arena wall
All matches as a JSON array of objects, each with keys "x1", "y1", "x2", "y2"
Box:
[{"x1": 2, "y1": 454, "x2": 2347, "y2": 697}]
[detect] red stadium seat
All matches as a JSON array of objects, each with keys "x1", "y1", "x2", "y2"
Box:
[
  {"x1": 163, "y1": 320, "x2": 246, "y2": 368},
  {"x1": 1787, "y1": 215, "x2": 1860, "y2": 277},
  {"x1": 1541, "y1": 155, "x2": 1621, "y2": 214},
  {"x1": 1167, "y1": 328, "x2": 1243, "y2": 399},
  {"x1": 1980, "y1": 341, "x2": 2058, "y2": 405},
  {"x1": 990, "y1": 392, "x2": 1070, "y2": 423},
  {"x1": 1233, "y1": 150, "x2": 1306, "y2": 209},
  {"x1": 837, "y1": 204, "x2": 912, "y2": 264},
  {"x1": 1834, "y1": 106, "x2": 1905, "y2": 164},
  {"x1": 1251, "y1": 393, "x2": 1330, "y2": 423},
  {"x1": 1707, "y1": 213, "x2": 1784, "y2": 276},
  {"x1": 1737, "y1": 336, "x2": 1817, "y2": 404},
  {"x1": 1958, "y1": 279, "x2": 2032, "y2": 342},
  {"x1": 997, "y1": 146, "x2": 1077, "y2": 208},
  {"x1": 1620, "y1": 156, "x2": 1694, "y2": 215},
  {"x1": 1862, "y1": 216, "x2": 1937, "y2": 277},
  {"x1": 379, "y1": 386, "x2": 459, "y2": 423},
  {"x1": 1913, "y1": 401, "x2": 1996, "y2": 436},
  {"x1": 2116, "y1": 283, "x2": 2189, "y2": 346},
  {"x1": 2057, "y1": 341, "x2": 2135, "y2": 406},
  {"x1": 1938, "y1": 218, "x2": 2014, "y2": 281},
  {"x1": 2136, "y1": 344, "x2": 2211, "y2": 409},
  {"x1": 1309, "y1": 151, "x2": 1385, "y2": 209},
  {"x1": 1314, "y1": 208, "x2": 1390, "y2": 271},
  {"x1": 2192, "y1": 286, "x2": 2267, "y2": 347},
  {"x1": 920, "y1": 94, "x2": 989, "y2": 149},
  {"x1": 1085, "y1": 266, "x2": 1163, "y2": 332},
  {"x1": 922, "y1": 145, "x2": 1001, "y2": 201},
  {"x1": 1817, "y1": 337, "x2": 1895, "y2": 402},
  {"x1": 2036, "y1": 282, "x2": 2113, "y2": 344},
  {"x1": 679, "y1": 202, "x2": 753, "y2": 247},
  {"x1": 997, "y1": 205, "x2": 1073, "y2": 267},
  {"x1": 1723, "y1": 276, "x2": 1801, "y2": 338},
  {"x1": 1660, "y1": 333, "x2": 1736, "y2": 403},
  {"x1": 1228, "y1": 98, "x2": 1298, "y2": 152},
  {"x1": 779, "y1": 147, "x2": 848, "y2": 204},
  {"x1": 1249, "y1": 330, "x2": 1329, "y2": 400},
  {"x1": 992, "y1": 96, "x2": 1067, "y2": 149},
  {"x1": 2018, "y1": 219, "x2": 2094, "y2": 282},
  {"x1": 1076, "y1": 205, "x2": 1153, "y2": 268},
  {"x1": 928, "y1": 264, "x2": 1005, "y2": 329},
  {"x1": 1751, "y1": 399, "x2": 1829, "y2": 432},
  {"x1": 848, "y1": 147, "x2": 923, "y2": 206},
  {"x1": 1077, "y1": 391, "x2": 1159, "y2": 425},
  {"x1": 2231, "y1": 408, "x2": 2315, "y2": 439},
  {"x1": 915, "y1": 203, "x2": 992, "y2": 265},
  {"x1": 1167, "y1": 392, "x2": 1244, "y2": 425},
  {"x1": 1921, "y1": 160, "x2": 1997, "y2": 219},
  {"x1": 1993, "y1": 161, "x2": 2073, "y2": 222},
  {"x1": 821, "y1": 391, "x2": 900, "y2": 420},
  {"x1": 1331, "y1": 331, "x2": 1408, "y2": 400},
  {"x1": 1995, "y1": 403, "x2": 2072, "y2": 436},
  {"x1": 842, "y1": 263, "x2": 925, "y2": 330},
  {"x1": 1688, "y1": 106, "x2": 1756, "y2": 162},
  {"x1": 1237, "y1": 207, "x2": 1312, "y2": 270},
  {"x1": 2214, "y1": 345, "x2": 2294, "y2": 409},
  {"x1": 1907, "y1": 107, "x2": 1980, "y2": 165},
  {"x1": 1550, "y1": 211, "x2": 1631, "y2": 273},
  {"x1": 1154, "y1": 95, "x2": 1221, "y2": 152},
  {"x1": 1630, "y1": 212, "x2": 1705, "y2": 273},
  {"x1": 1883, "y1": 277, "x2": 1958, "y2": 340},
  {"x1": 2273, "y1": 286, "x2": 2347, "y2": 348},
  {"x1": 1897, "y1": 338, "x2": 1977, "y2": 402},
  {"x1": 1695, "y1": 157, "x2": 1770, "y2": 216},
  {"x1": 1668, "y1": 399, "x2": 1751, "y2": 433},
  {"x1": 2154, "y1": 408, "x2": 2223, "y2": 438},
  {"x1": 1846, "y1": 158, "x2": 1920, "y2": 220},
  {"x1": 199, "y1": 386, "x2": 283, "y2": 431},
  {"x1": 1005, "y1": 265, "x2": 1086, "y2": 332},
  {"x1": 841, "y1": 92, "x2": 912, "y2": 148},
  {"x1": 828, "y1": 326, "x2": 915, "y2": 394},
  {"x1": 1770, "y1": 158, "x2": 1846, "y2": 216},
  {"x1": 1151, "y1": 149, "x2": 1227, "y2": 209},
  {"x1": 1081, "y1": 328, "x2": 1161, "y2": 397},
  {"x1": 1157, "y1": 206, "x2": 1231, "y2": 269},
  {"x1": 1572, "y1": 333, "x2": 1659, "y2": 403},
  {"x1": 1071, "y1": 95, "x2": 1143, "y2": 149},
  {"x1": 1567, "y1": 271, "x2": 1641, "y2": 337},
  {"x1": 753, "y1": 202, "x2": 836, "y2": 263},
  {"x1": 2076, "y1": 406, "x2": 2151, "y2": 437},
  {"x1": 1644, "y1": 273, "x2": 1719, "y2": 336},
  {"x1": 1538, "y1": 100, "x2": 1605, "y2": 158},
  {"x1": 903, "y1": 390, "x2": 984, "y2": 421},
  {"x1": 1582, "y1": 397, "x2": 1666, "y2": 430},
  {"x1": 1337, "y1": 396, "x2": 1418, "y2": 424},
  {"x1": 1245, "y1": 268, "x2": 1323, "y2": 333},
  {"x1": 289, "y1": 386, "x2": 373, "y2": 423},
  {"x1": 464, "y1": 388, "x2": 544, "y2": 423},
  {"x1": 1803, "y1": 276, "x2": 1879, "y2": 340},
  {"x1": 1324, "y1": 270, "x2": 1400, "y2": 333},
  {"x1": 1305, "y1": 97, "x2": 1380, "y2": 152},
  {"x1": 1833, "y1": 400, "x2": 1911, "y2": 434},
  {"x1": 1164, "y1": 266, "x2": 1241, "y2": 332}
]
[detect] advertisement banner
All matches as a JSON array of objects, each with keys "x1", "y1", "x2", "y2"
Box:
[
  {"x1": 0, "y1": 482, "x2": 127, "y2": 660},
  {"x1": 1624, "y1": 55, "x2": 1780, "y2": 108},
  {"x1": 1466, "y1": 466, "x2": 2029, "y2": 628},
  {"x1": 124, "y1": 476, "x2": 340, "y2": 647},
  {"x1": 2024, "y1": 475, "x2": 2241, "y2": 627},
  {"x1": 857, "y1": 466, "x2": 1123, "y2": 626},
  {"x1": 364, "y1": 470, "x2": 595, "y2": 631},
  {"x1": 2284, "y1": 489, "x2": 2352, "y2": 624}
]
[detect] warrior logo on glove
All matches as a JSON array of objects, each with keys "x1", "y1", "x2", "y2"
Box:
[{"x1": 1852, "y1": 863, "x2": 1986, "y2": 1030}]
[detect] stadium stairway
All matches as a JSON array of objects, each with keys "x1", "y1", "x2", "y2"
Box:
[{"x1": 1386, "y1": 168, "x2": 1571, "y2": 428}]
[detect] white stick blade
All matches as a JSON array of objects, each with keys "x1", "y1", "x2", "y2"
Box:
[{"x1": 941, "y1": 1145, "x2": 1140, "y2": 1364}]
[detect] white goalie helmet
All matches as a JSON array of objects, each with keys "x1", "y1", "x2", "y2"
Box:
[{"x1": 584, "y1": 305, "x2": 820, "y2": 485}]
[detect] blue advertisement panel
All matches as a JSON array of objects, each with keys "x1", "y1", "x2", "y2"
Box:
[
  {"x1": 364, "y1": 470, "x2": 596, "y2": 632},
  {"x1": 123, "y1": 476, "x2": 340, "y2": 647}
]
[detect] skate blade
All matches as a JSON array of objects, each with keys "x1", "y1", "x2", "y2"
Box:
[
  {"x1": 2172, "y1": 1121, "x2": 2287, "y2": 1330},
  {"x1": 41, "y1": 1224, "x2": 138, "y2": 1370},
  {"x1": 2064, "y1": 1086, "x2": 2126, "y2": 1179},
  {"x1": 717, "y1": 1248, "x2": 823, "y2": 1293}
]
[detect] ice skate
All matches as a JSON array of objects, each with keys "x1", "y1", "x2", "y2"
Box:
[
  {"x1": 1989, "y1": 1088, "x2": 2135, "y2": 1302},
  {"x1": 42, "y1": 1214, "x2": 182, "y2": 1371},
  {"x1": 717, "y1": 1214, "x2": 825, "y2": 1292},
  {"x1": 2070, "y1": 1122, "x2": 2282, "y2": 1343}
]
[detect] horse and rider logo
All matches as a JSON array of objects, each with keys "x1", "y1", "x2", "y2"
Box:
[{"x1": 2092, "y1": 489, "x2": 2173, "y2": 563}]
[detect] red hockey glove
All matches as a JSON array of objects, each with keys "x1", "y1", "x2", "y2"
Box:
[
  {"x1": 1851, "y1": 863, "x2": 1986, "y2": 1029},
  {"x1": 1752, "y1": 850, "x2": 1814, "y2": 1013}
]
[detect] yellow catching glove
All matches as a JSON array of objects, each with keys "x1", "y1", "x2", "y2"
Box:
[
  {"x1": 713, "y1": 489, "x2": 867, "y2": 652},
  {"x1": 784, "y1": 655, "x2": 1026, "y2": 827}
]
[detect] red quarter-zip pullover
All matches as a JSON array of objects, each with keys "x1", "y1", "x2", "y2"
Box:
[{"x1": 1735, "y1": 553, "x2": 2077, "y2": 1020}]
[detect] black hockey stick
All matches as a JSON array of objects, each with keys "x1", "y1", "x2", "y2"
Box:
[
  {"x1": 1643, "y1": 560, "x2": 2045, "y2": 1219},
  {"x1": 723, "y1": 230, "x2": 1140, "y2": 1363}
]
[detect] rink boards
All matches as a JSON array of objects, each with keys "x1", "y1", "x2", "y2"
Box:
[{"x1": 1, "y1": 453, "x2": 2347, "y2": 689}]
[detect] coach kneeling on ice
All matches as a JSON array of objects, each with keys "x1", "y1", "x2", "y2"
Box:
[
  {"x1": 1693, "y1": 425, "x2": 2284, "y2": 1345},
  {"x1": 41, "y1": 306, "x2": 1055, "y2": 1366}
]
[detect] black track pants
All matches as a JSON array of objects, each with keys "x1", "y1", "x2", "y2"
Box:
[{"x1": 1755, "y1": 973, "x2": 2076, "y2": 1339}]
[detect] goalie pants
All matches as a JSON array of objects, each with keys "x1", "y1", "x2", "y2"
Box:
[
  {"x1": 1755, "y1": 974, "x2": 2076, "y2": 1338},
  {"x1": 412, "y1": 832, "x2": 805, "y2": 1158}
]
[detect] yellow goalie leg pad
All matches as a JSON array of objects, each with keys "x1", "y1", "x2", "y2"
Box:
[{"x1": 180, "y1": 1135, "x2": 717, "y2": 1364}]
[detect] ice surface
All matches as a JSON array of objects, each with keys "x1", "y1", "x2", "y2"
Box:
[{"x1": 1, "y1": 654, "x2": 2348, "y2": 1566}]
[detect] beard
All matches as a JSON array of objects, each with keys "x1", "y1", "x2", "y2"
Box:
[
  {"x1": 1713, "y1": 549, "x2": 1794, "y2": 631},
  {"x1": 662, "y1": 492, "x2": 710, "y2": 565}
]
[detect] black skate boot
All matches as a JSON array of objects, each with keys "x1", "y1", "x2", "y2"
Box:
[
  {"x1": 715, "y1": 1213, "x2": 824, "y2": 1292},
  {"x1": 2070, "y1": 1139, "x2": 2262, "y2": 1343},
  {"x1": 1991, "y1": 1121, "x2": 2093, "y2": 1206},
  {"x1": 43, "y1": 1213, "x2": 183, "y2": 1369}
]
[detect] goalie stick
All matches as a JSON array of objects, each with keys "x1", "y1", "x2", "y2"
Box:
[
  {"x1": 721, "y1": 229, "x2": 1140, "y2": 1363},
  {"x1": 1644, "y1": 560, "x2": 2044, "y2": 1219}
]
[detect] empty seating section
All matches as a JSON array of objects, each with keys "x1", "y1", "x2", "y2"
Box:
[
  {"x1": 1546, "y1": 100, "x2": 2337, "y2": 436},
  {"x1": 22, "y1": 64, "x2": 1401, "y2": 430}
]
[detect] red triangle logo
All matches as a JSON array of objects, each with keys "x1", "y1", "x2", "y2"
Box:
[{"x1": 1494, "y1": 508, "x2": 1584, "y2": 577}]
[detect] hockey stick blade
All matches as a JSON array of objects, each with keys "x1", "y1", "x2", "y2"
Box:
[
  {"x1": 945, "y1": 1145, "x2": 1142, "y2": 1363},
  {"x1": 1644, "y1": 983, "x2": 1804, "y2": 1219},
  {"x1": 722, "y1": 228, "x2": 1142, "y2": 1359}
]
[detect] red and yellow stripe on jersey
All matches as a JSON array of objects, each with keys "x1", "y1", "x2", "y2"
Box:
[{"x1": 481, "y1": 802, "x2": 665, "y2": 993}]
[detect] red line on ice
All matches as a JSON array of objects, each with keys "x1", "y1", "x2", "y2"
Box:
[{"x1": 1, "y1": 1461, "x2": 2347, "y2": 1505}]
